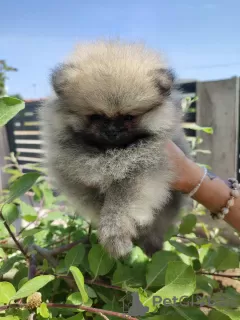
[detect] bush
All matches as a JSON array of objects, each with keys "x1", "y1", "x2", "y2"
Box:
[{"x1": 0, "y1": 97, "x2": 240, "y2": 320}]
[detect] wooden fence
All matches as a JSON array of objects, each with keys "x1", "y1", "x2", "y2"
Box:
[
  {"x1": 196, "y1": 77, "x2": 239, "y2": 180},
  {"x1": 1, "y1": 77, "x2": 239, "y2": 189},
  {"x1": 5, "y1": 100, "x2": 44, "y2": 166}
]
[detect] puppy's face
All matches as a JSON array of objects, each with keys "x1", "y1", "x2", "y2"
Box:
[
  {"x1": 76, "y1": 113, "x2": 153, "y2": 150},
  {"x1": 51, "y1": 44, "x2": 176, "y2": 150}
]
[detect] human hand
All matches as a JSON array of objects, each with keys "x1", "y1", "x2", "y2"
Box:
[{"x1": 166, "y1": 140, "x2": 205, "y2": 193}]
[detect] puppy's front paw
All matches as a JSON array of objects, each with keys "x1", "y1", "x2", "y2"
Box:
[
  {"x1": 98, "y1": 214, "x2": 135, "y2": 258},
  {"x1": 98, "y1": 226, "x2": 133, "y2": 258},
  {"x1": 101, "y1": 235, "x2": 133, "y2": 258}
]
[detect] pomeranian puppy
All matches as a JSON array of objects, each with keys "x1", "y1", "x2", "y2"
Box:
[{"x1": 40, "y1": 40, "x2": 190, "y2": 257}]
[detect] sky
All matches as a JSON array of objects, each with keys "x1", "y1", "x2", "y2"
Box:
[{"x1": 1, "y1": 0, "x2": 240, "y2": 99}]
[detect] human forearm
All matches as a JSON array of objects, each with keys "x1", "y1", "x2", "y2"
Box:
[{"x1": 167, "y1": 140, "x2": 240, "y2": 231}]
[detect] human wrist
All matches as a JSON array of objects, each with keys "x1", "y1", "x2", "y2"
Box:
[
  {"x1": 166, "y1": 140, "x2": 207, "y2": 194},
  {"x1": 172, "y1": 156, "x2": 206, "y2": 194}
]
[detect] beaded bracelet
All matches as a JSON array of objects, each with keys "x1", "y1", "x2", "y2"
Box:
[{"x1": 210, "y1": 177, "x2": 240, "y2": 220}]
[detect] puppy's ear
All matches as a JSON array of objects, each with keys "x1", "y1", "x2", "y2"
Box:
[
  {"x1": 51, "y1": 63, "x2": 72, "y2": 97},
  {"x1": 155, "y1": 68, "x2": 175, "y2": 96}
]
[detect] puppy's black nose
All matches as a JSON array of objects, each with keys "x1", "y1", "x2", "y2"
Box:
[
  {"x1": 103, "y1": 120, "x2": 125, "y2": 137},
  {"x1": 103, "y1": 125, "x2": 119, "y2": 140}
]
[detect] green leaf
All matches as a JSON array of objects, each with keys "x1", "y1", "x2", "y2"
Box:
[
  {"x1": 94, "y1": 301, "x2": 123, "y2": 320},
  {"x1": 6, "y1": 172, "x2": 41, "y2": 203},
  {"x1": 164, "y1": 225, "x2": 178, "y2": 241},
  {"x1": 179, "y1": 214, "x2": 197, "y2": 234},
  {"x1": 173, "y1": 306, "x2": 208, "y2": 320},
  {"x1": 201, "y1": 248, "x2": 217, "y2": 269},
  {"x1": 37, "y1": 302, "x2": 50, "y2": 318},
  {"x1": 11, "y1": 275, "x2": 55, "y2": 300},
  {"x1": 23, "y1": 235, "x2": 34, "y2": 247},
  {"x1": 0, "y1": 97, "x2": 25, "y2": 126},
  {"x1": 144, "y1": 316, "x2": 172, "y2": 320},
  {"x1": 223, "y1": 287, "x2": 240, "y2": 307},
  {"x1": 0, "y1": 248, "x2": 6, "y2": 258},
  {"x1": 0, "y1": 221, "x2": 12, "y2": 238},
  {"x1": 120, "y1": 248, "x2": 148, "y2": 287},
  {"x1": 55, "y1": 259, "x2": 68, "y2": 274},
  {"x1": 112, "y1": 262, "x2": 133, "y2": 286},
  {"x1": 124, "y1": 246, "x2": 148, "y2": 266},
  {"x1": 0, "y1": 316, "x2": 20, "y2": 320},
  {"x1": 67, "y1": 292, "x2": 92, "y2": 307},
  {"x1": 142, "y1": 261, "x2": 196, "y2": 311},
  {"x1": 0, "y1": 256, "x2": 23, "y2": 276},
  {"x1": 129, "y1": 264, "x2": 147, "y2": 287},
  {"x1": 210, "y1": 291, "x2": 240, "y2": 309},
  {"x1": 94, "y1": 287, "x2": 115, "y2": 304},
  {"x1": 182, "y1": 123, "x2": 213, "y2": 134},
  {"x1": 18, "y1": 277, "x2": 28, "y2": 290},
  {"x1": 169, "y1": 240, "x2": 199, "y2": 258},
  {"x1": 89, "y1": 231, "x2": 98, "y2": 244},
  {"x1": 7, "y1": 309, "x2": 30, "y2": 319},
  {"x1": 195, "y1": 275, "x2": 219, "y2": 295},
  {"x1": 41, "y1": 258, "x2": 49, "y2": 272},
  {"x1": 203, "y1": 127, "x2": 214, "y2": 134},
  {"x1": 70, "y1": 266, "x2": 88, "y2": 303},
  {"x1": 19, "y1": 201, "x2": 37, "y2": 222},
  {"x1": 214, "y1": 308, "x2": 240, "y2": 320},
  {"x1": 100, "y1": 302, "x2": 123, "y2": 320},
  {"x1": 84, "y1": 284, "x2": 97, "y2": 298},
  {"x1": 66, "y1": 314, "x2": 84, "y2": 320},
  {"x1": 146, "y1": 251, "x2": 181, "y2": 288},
  {"x1": 40, "y1": 184, "x2": 55, "y2": 208},
  {"x1": 88, "y1": 244, "x2": 115, "y2": 277},
  {"x1": 43, "y1": 211, "x2": 65, "y2": 221},
  {"x1": 64, "y1": 244, "x2": 85, "y2": 269},
  {"x1": 2, "y1": 204, "x2": 19, "y2": 225},
  {"x1": 31, "y1": 184, "x2": 42, "y2": 202},
  {"x1": 213, "y1": 247, "x2": 239, "y2": 270},
  {"x1": 21, "y1": 228, "x2": 42, "y2": 237},
  {"x1": 12, "y1": 265, "x2": 28, "y2": 289},
  {"x1": 192, "y1": 259, "x2": 201, "y2": 271},
  {"x1": 153, "y1": 306, "x2": 206, "y2": 320},
  {"x1": 0, "y1": 282, "x2": 16, "y2": 303},
  {"x1": 208, "y1": 310, "x2": 230, "y2": 320}
]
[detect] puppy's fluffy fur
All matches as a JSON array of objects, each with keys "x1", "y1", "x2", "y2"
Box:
[{"x1": 40, "y1": 40, "x2": 190, "y2": 257}]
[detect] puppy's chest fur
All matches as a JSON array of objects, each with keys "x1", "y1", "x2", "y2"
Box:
[{"x1": 55, "y1": 137, "x2": 169, "y2": 193}]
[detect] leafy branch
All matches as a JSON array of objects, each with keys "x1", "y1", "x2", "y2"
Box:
[
  {"x1": 0, "y1": 207, "x2": 28, "y2": 258},
  {"x1": 0, "y1": 303, "x2": 138, "y2": 320},
  {"x1": 1, "y1": 95, "x2": 240, "y2": 320}
]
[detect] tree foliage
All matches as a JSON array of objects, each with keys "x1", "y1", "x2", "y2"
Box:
[{"x1": 0, "y1": 60, "x2": 17, "y2": 96}]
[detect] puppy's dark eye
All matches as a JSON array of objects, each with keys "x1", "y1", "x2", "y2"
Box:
[
  {"x1": 89, "y1": 114, "x2": 104, "y2": 121},
  {"x1": 124, "y1": 115, "x2": 134, "y2": 121}
]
